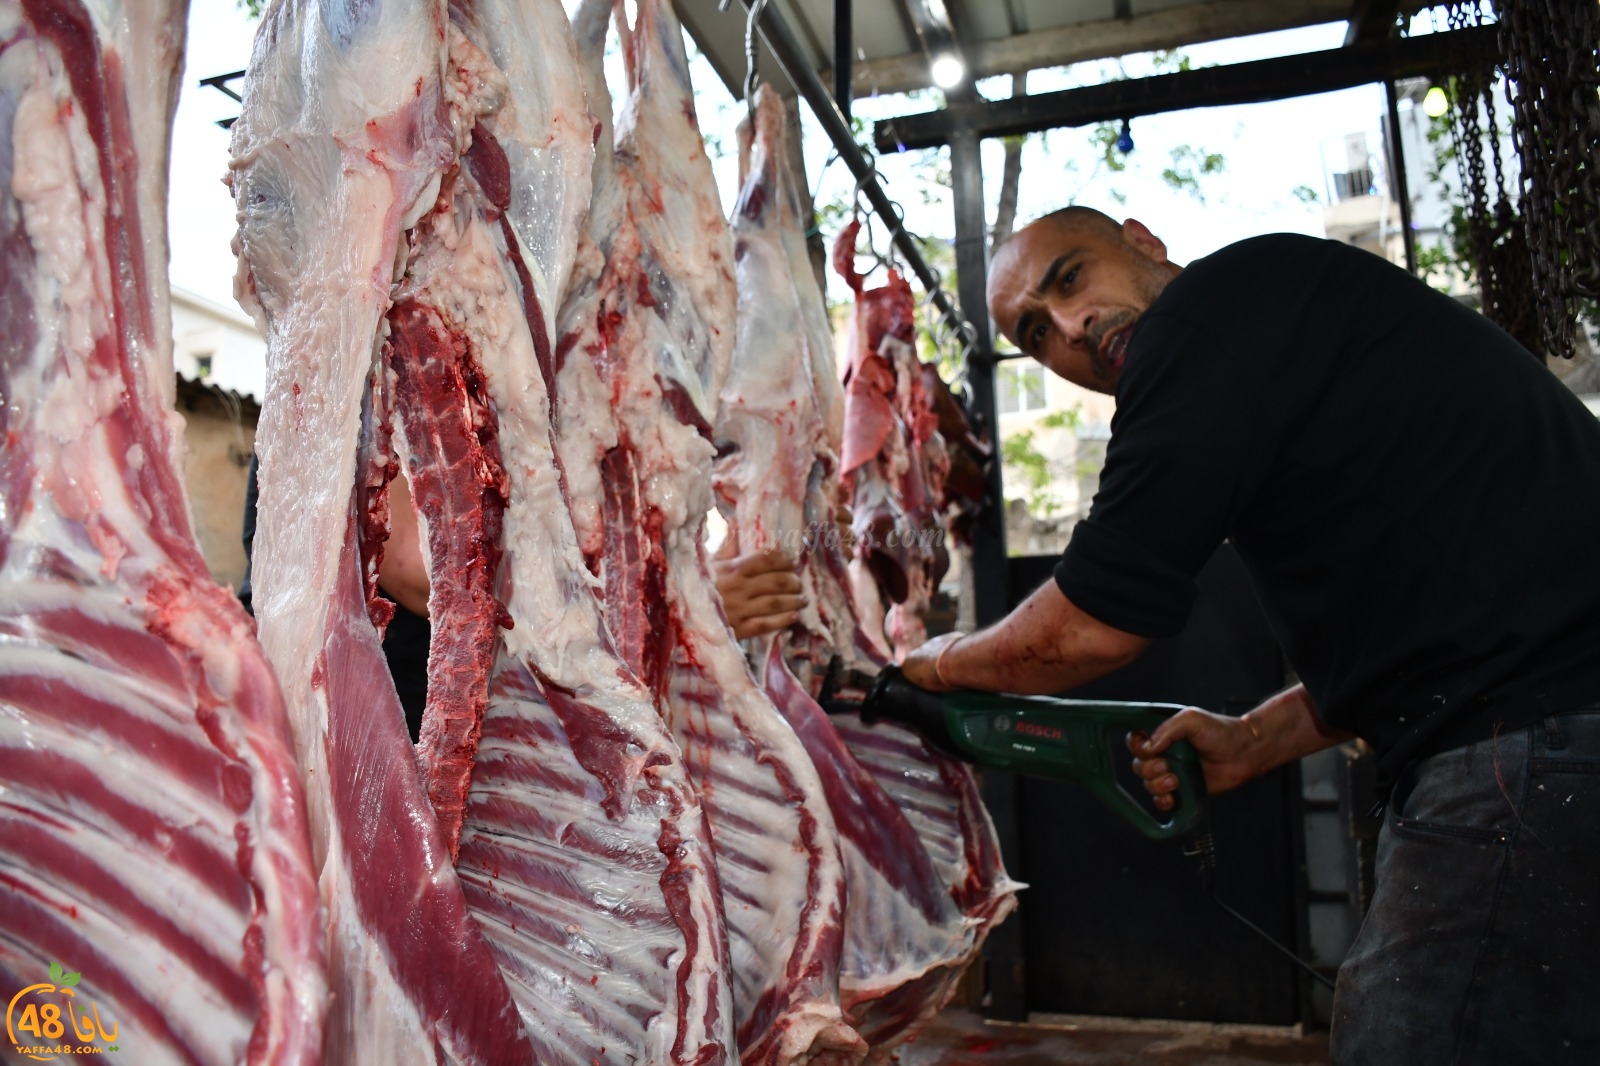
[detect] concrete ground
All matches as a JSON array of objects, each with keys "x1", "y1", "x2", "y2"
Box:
[{"x1": 895, "y1": 1009, "x2": 1331, "y2": 1065}]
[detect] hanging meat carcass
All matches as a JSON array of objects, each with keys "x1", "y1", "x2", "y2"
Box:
[
  {"x1": 0, "y1": 1, "x2": 327, "y2": 1061},
  {"x1": 831, "y1": 228, "x2": 952, "y2": 661},
  {"x1": 230, "y1": 0, "x2": 733, "y2": 1060},
  {"x1": 715, "y1": 87, "x2": 1018, "y2": 1060},
  {"x1": 552, "y1": 5, "x2": 861, "y2": 1063}
]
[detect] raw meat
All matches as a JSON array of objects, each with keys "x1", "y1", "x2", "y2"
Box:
[
  {"x1": 234, "y1": 0, "x2": 737, "y2": 1061},
  {"x1": 0, "y1": 1, "x2": 326, "y2": 1062},
  {"x1": 553, "y1": 5, "x2": 859, "y2": 1063},
  {"x1": 918, "y1": 366, "x2": 989, "y2": 547},
  {"x1": 715, "y1": 89, "x2": 1016, "y2": 1059},
  {"x1": 833, "y1": 225, "x2": 948, "y2": 661},
  {"x1": 392, "y1": 4, "x2": 737, "y2": 1060},
  {"x1": 230, "y1": 2, "x2": 534, "y2": 1059}
]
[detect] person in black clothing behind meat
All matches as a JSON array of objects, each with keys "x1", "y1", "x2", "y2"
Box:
[
  {"x1": 238, "y1": 454, "x2": 433, "y2": 741},
  {"x1": 902, "y1": 206, "x2": 1600, "y2": 1064}
]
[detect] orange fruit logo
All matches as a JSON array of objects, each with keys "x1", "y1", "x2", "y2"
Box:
[{"x1": 6, "y1": 962, "x2": 120, "y2": 1062}]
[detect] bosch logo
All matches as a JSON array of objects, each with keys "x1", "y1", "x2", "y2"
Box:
[
  {"x1": 1015, "y1": 720, "x2": 1063, "y2": 741},
  {"x1": 995, "y1": 715, "x2": 1012, "y2": 733}
]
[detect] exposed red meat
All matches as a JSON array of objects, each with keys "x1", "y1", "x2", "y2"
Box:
[
  {"x1": 833, "y1": 225, "x2": 966, "y2": 660},
  {"x1": 715, "y1": 90, "x2": 1018, "y2": 1062},
  {"x1": 386, "y1": 294, "x2": 511, "y2": 859},
  {"x1": 0, "y1": 1, "x2": 325, "y2": 1060},
  {"x1": 554, "y1": 6, "x2": 858, "y2": 1063},
  {"x1": 233, "y1": 0, "x2": 738, "y2": 1060}
]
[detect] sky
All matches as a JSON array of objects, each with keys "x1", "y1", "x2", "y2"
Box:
[{"x1": 167, "y1": 2, "x2": 1406, "y2": 315}]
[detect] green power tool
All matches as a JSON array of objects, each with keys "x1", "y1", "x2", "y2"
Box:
[
  {"x1": 823, "y1": 661, "x2": 1338, "y2": 991},
  {"x1": 820, "y1": 663, "x2": 1205, "y2": 841}
]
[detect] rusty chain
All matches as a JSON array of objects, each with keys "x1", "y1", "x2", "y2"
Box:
[
  {"x1": 1497, "y1": 0, "x2": 1600, "y2": 360},
  {"x1": 1429, "y1": 3, "x2": 1542, "y2": 356}
]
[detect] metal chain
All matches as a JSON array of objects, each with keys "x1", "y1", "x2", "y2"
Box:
[
  {"x1": 1497, "y1": 0, "x2": 1600, "y2": 360},
  {"x1": 1426, "y1": 3, "x2": 1543, "y2": 356}
]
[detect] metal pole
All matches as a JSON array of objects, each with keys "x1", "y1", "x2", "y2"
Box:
[
  {"x1": 833, "y1": 0, "x2": 851, "y2": 124},
  {"x1": 949, "y1": 131, "x2": 1008, "y2": 626},
  {"x1": 1384, "y1": 79, "x2": 1417, "y2": 274},
  {"x1": 950, "y1": 126, "x2": 1027, "y2": 1023},
  {"x1": 739, "y1": 0, "x2": 966, "y2": 334}
]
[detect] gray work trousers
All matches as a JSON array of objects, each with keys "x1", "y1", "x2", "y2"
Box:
[{"x1": 1331, "y1": 709, "x2": 1600, "y2": 1064}]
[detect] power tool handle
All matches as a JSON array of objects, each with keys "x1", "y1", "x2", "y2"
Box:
[{"x1": 1109, "y1": 724, "x2": 1204, "y2": 842}]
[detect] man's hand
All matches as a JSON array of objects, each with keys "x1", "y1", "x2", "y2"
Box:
[
  {"x1": 713, "y1": 549, "x2": 806, "y2": 640},
  {"x1": 1130, "y1": 684, "x2": 1353, "y2": 811},
  {"x1": 1129, "y1": 709, "x2": 1262, "y2": 811}
]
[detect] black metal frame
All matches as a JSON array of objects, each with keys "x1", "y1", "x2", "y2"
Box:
[
  {"x1": 199, "y1": 70, "x2": 246, "y2": 130},
  {"x1": 872, "y1": 23, "x2": 1498, "y2": 150}
]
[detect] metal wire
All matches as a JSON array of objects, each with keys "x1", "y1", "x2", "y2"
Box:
[{"x1": 1185, "y1": 829, "x2": 1338, "y2": 993}]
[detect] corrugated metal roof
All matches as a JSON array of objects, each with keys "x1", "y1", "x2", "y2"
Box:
[{"x1": 678, "y1": 0, "x2": 1353, "y2": 101}]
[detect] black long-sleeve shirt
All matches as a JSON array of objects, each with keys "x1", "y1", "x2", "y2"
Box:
[{"x1": 1056, "y1": 234, "x2": 1600, "y2": 778}]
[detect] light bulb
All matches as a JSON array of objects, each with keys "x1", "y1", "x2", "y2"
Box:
[
  {"x1": 1423, "y1": 85, "x2": 1449, "y2": 118},
  {"x1": 930, "y1": 54, "x2": 965, "y2": 89}
]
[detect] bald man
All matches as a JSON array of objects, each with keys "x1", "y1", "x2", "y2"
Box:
[{"x1": 902, "y1": 208, "x2": 1600, "y2": 1063}]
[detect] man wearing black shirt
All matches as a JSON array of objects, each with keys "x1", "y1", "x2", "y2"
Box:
[
  {"x1": 903, "y1": 207, "x2": 1600, "y2": 1063},
  {"x1": 239, "y1": 454, "x2": 434, "y2": 742}
]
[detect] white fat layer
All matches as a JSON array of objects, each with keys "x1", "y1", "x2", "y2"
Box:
[
  {"x1": 0, "y1": 860, "x2": 250, "y2": 1065},
  {"x1": 460, "y1": 688, "x2": 682, "y2": 1062},
  {"x1": 406, "y1": 14, "x2": 734, "y2": 1056},
  {"x1": 546, "y1": 2, "x2": 854, "y2": 1056},
  {"x1": 664, "y1": 531, "x2": 858, "y2": 1050},
  {"x1": 550, "y1": 331, "x2": 615, "y2": 558},
  {"x1": 229, "y1": 0, "x2": 452, "y2": 808},
  {"x1": 4, "y1": 8, "x2": 328, "y2": 1062},
  {"x1": 464, "y1": 0, "x2": 595, "y2": 324},
  {"x1": 715, "y1": 89, "x2": 847, "y2": 652},
  {"x1": 11, "y1": 43, "x2": 113, "y2": 421},
  {"x1": 228, "y1": 2, "x2": 472, "y2": 1059},
  {"x1": 834, "y1": 836, "x2": 977, "y2": 992},
  {"x1": 613, "y1": 0, "x2": 735, "y2": 407},
  {"x1": 412, "y1": 209, "x2": 626, "y2": 692}
]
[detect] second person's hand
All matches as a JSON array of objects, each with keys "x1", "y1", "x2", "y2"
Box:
[{"x1": 712, "y1": 548, "x2": 806, "y2": 640}]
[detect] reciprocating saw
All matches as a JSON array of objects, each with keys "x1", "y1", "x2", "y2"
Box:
[{"x1": 819, "y1": 663, "x2": 1204, "y2": 841}]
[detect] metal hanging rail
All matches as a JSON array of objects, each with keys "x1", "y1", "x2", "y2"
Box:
[{"x1": 731, "y1": 0, "x2": 977, "y2": 350}]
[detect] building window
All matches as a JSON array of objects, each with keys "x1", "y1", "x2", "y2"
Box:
[
  {"x1": 195, "y1": 352, "x2": 213, "y2": 379},
  {"x1": 998, "y1": 364, "x2": 1048, "y2": 414}
]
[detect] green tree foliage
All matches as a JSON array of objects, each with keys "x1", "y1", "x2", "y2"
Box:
[
  {"x1": 1000, "y1": 428, "x2": 1059, "y2": 517},
  {"x1": 998, "y1": 405, "x2": 1088, "y2": 517}
]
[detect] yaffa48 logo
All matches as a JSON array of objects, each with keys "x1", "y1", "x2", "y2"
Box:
[{"x1": 7, "y1": 961, "x2": 120, "y2": 1061}]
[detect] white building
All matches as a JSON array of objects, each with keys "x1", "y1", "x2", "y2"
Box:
[
  {"x1": 171, "y1": 285, "x2": 267, "y2": 403},
  {"x1": 995, "y1": 359, "x2": 1114, "y2": 556}
]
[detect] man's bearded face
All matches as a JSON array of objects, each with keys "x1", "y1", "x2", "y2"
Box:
[{"x1": 987, "y1": 216, "x2": 1177, "y2": 395}]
